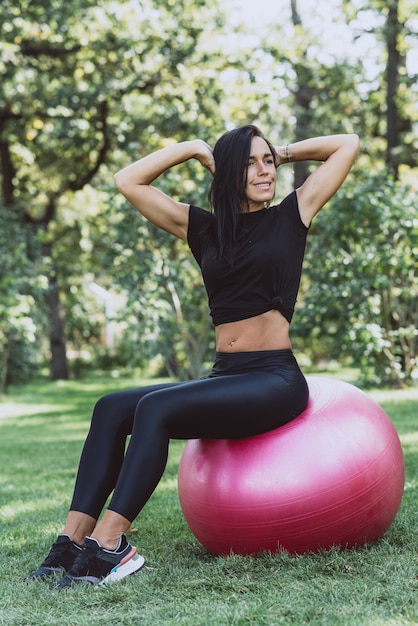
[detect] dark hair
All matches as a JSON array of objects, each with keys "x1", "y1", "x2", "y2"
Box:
[{"x1": 209, "y1": 124, "x2": 277, "y2": 263}]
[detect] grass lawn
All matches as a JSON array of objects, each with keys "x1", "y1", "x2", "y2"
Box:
[{"x1": 0, "y1": 373, "x2": 417, "y2": 626}]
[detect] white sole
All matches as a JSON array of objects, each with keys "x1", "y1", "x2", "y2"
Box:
[{"x1": 97, "y1": 551, "x2": 145, "y2": 587}]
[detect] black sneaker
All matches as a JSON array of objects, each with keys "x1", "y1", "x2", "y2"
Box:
[
  {"x1": 54, "y1": 535, "x2": 145, "y2": 588},
  {"x1": 26, "y1": 534, "x2": 82, "y2": 580}
]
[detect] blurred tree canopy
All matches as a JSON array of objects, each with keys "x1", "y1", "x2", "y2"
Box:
[{"x1": 0, "y1": 0, "x2": 417, "y2": 391}]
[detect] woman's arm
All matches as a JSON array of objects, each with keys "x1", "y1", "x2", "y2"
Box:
[
  {"x1": 114, "y1": 139, "x2": 214, "y2": 241},
  {"x1": 275, "y1": 134, "x2": 360, "y2": 227}
]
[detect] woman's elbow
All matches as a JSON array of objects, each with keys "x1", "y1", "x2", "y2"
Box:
[
  {"x1": 347, "y1": 133, "x2": 361, "y2": 155},
  {"x1": 113, "y1": 171, "x2": 124, "y2": 192},
  {"x1": 114, "y1": 170, "x2": 133, "y2": 195}
]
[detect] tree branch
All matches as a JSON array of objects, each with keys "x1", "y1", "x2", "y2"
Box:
[
  {"x1": 0, "y1": 131, "x2": 16, "y2": 206},
  {"x1": 20, "y1": 40, "x2": 82, "y2": 57},
  {"x1": 67, "y1": 99, "x2": 111, "y2": 192}
]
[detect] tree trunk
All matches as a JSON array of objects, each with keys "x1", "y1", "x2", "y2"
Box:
[
  {"x1": 293, "y1": 83, "x2": 314, "y2": 188},
  {"x1": 0, "y1": 342, "x2": 10, "y2": 395},
  {"x1": 290, "y1": 0, "x2": 313, "y2": 188},
  {"x1": 385, "y1": 0, "x2": 401, "y2": 179},
  {"x1": 45, "y1": 255, "x2": 69, "y2": 380}
]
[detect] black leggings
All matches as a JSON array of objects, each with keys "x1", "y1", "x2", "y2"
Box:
[{"x1": 70, "y1": 349, "x2": 309, "y2": 522}]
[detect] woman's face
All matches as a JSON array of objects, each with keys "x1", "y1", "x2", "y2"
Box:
[{"x1": 244, "y1": 136, "x2": 277, "y2": 212}]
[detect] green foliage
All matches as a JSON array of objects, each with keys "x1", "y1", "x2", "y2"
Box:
[
  {"x1": 110, "y1": 209, "x2": 214, "y2": 379},
  {"x1": 341, "y1": 0, "x2": 418, "y2": 172},
  {"x1": 294, "y1": 177, "x2": 417, "y2": 386},
  {"x1": 0, "y1": 0, "x2": 229, "y2": 211},
  {"x1": 1, "y1": 0, "x2": 417, "y2": 386},
  {"x1": 0, "y1": 0, "x2": 228, "y2": 384},
  {"x1": 0, "y1": 206, "x2": 47, "y2": 392}
]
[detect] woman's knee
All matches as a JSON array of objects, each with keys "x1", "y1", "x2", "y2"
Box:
[
  {"x1": 92, "y1": 392, "x2": 120, "y2": 418},
  {"x1": 133, "y1": 390, "x2": 174, "y2": 432},
  {"x1": 134, "y1": 391, "x2": 159, "y2": 420},
  {"x1": 90, "y1": 390, "x2": 135, "y2": 433},
  {"x1": 93, "y1": 383, "x2": 180, "y2": 425}
]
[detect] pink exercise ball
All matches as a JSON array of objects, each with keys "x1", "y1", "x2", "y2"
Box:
[{"x1": 178, "y1": 376, "x2": 404, "y2": 555}]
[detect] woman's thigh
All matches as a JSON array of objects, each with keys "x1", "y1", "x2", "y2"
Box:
[
  {"x1": 135, "y1": 370, "x2": 308, "y2": 440},
  {"x1": 91, "y1": 381, "x2": 184, "y2": 434}
]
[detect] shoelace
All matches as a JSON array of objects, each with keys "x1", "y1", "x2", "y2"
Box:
[
  {"x1": 68, "y1": 542, "x2": 100, "y2": 576},
  {"x1": 42, "y1": 539, "x2": 70, "y2": 566}
]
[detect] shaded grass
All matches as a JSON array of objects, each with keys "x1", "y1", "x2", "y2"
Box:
[{"x1": 0, "y1": 375, "x2": 417, "y2": 626}]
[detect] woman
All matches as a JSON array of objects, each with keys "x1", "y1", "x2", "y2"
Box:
[{"x1": 27, "y1": 125, "x2": 359, "y2": 588}]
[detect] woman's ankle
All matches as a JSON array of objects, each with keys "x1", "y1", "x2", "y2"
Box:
[
  {"x1": 63, "y1": 511, "x2": 97, "y2": 546},
  {"x1": 90, "y1": 510, "x2": 132, "y2": 550}
]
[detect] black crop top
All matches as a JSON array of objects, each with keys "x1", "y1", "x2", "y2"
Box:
[{"x1": 187, "y1": 191, "x2": 309, "y2": 326}]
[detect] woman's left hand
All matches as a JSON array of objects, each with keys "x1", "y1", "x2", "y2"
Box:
[{"x1": 192, "y1": 140, "x2": 215, "y2": 175}]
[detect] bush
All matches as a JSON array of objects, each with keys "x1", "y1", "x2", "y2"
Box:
[
  {"x1": 294, "y1": 177, "x2": 417, "y2": 386},
  {"x1": 0, "y1": 207, "x2": 46, "y2": 392}
]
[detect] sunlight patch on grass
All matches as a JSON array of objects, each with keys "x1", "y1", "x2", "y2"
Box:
[
  {"x1": 369, "y1": 388, "x2": 418, "y2": 403},
  {"x1": 399, "y1": 432, "x2": 418, "y2": 444},
  {"x1": 0, "y1": 500, "x2": 44, "y2": 521},
  {"x1": 0, "y1": 505, "x2": 17, "y2": 522},
  {"x1": 0, "y1": 402, "x2": 74, "y2": 420},
  {"x1": 403, "y1": 479, "x2": 417, "y2": 491}
]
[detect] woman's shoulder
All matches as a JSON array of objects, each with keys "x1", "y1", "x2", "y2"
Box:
[
  {"x1": 189, "y1": 204, "x2": 214, "y2": 224},
  {"x1": 271, "y1": 191, "x2": 308, "y2": 231},
  {"x1": 272, "y1": 190, "x2": 297, "y2": 211},
  {"x1": 188, "y1": 204, "x2": 214, "y2": 235},
  {"x1": 187, "y1": 205, "x2": 214, "y2": 261}
]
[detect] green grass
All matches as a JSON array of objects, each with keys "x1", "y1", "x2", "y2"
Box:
[{"x1": 0, "y1": 374, "x2": 417, "y2": 626}]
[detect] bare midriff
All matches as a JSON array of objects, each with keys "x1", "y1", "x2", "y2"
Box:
[{"x1": 215, "y1": 309, "x2": 292, "y2": 353}]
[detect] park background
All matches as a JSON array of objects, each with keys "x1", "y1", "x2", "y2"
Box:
[
  {"x1": 0, "y1": 1, "x2": 417, "y2": 624},
  {"x1": 0, "y1": 0, "x2": 417, "y2": 391}
]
